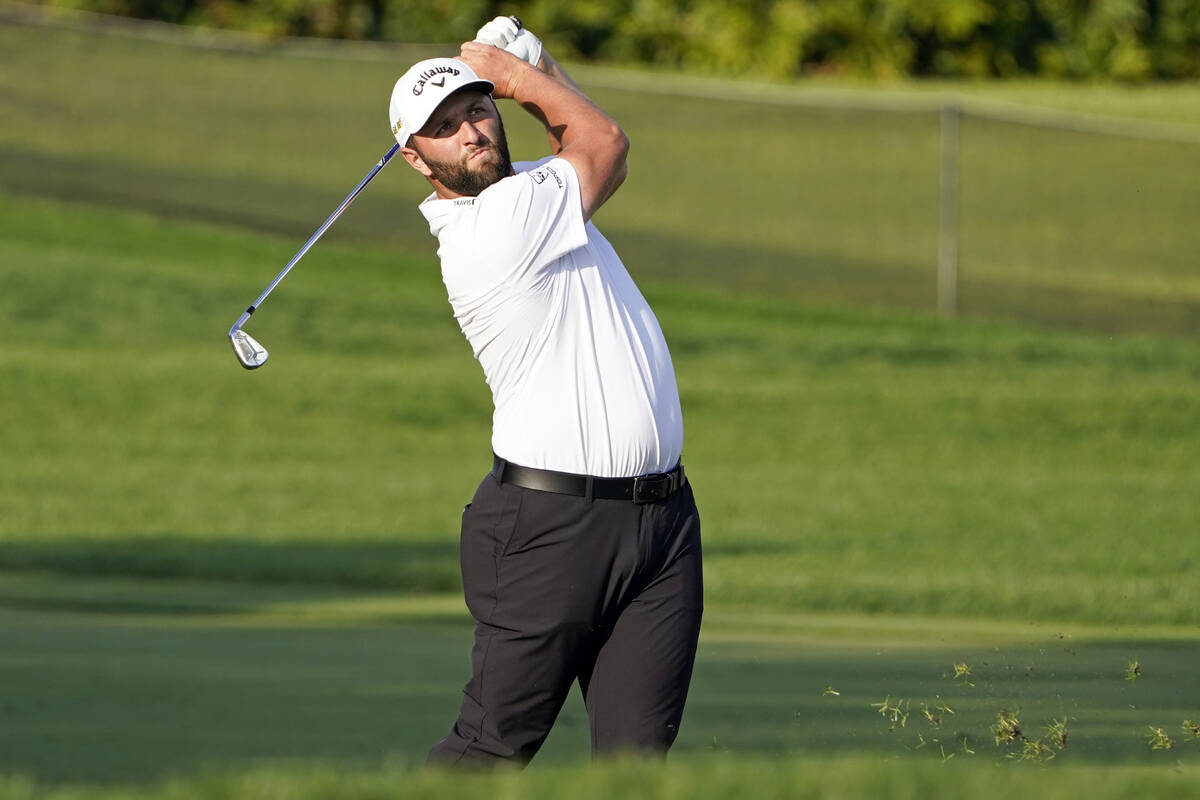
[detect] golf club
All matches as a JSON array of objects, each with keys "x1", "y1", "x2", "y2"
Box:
[{"x1": 228, "y1": 142, "x2": 401, "y2": 369}]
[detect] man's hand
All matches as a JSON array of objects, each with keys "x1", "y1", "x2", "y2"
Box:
[
  {"x1": 474, "y1": 15, "x2": 543, "y2": 67},
  {"x1": 458, "y1": 41, "x2": 533, "y2": 100}
]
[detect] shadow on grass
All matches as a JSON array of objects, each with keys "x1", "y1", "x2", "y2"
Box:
[
  {"x1": 0, "y1": 147, "x2": 428, "y2": 245},
  {"x1": 0, "y1": 535, "x2": 803, "y2": 601},
  {"x1": 0, "y1": 535, "x2": 462, "y2": 595}
]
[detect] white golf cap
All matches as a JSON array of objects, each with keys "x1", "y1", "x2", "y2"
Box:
[{"x1": 389, "y1": 58, "x2": 495, "y2": 145}]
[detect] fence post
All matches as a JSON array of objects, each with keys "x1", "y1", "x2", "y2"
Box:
[{"x1": 938, "y1": 103, "x2": 960, "y2": 319}]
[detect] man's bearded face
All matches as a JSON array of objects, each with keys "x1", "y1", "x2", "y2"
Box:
[{"x1": 413, "y1": 113, "x2": 512, "y2": 197}]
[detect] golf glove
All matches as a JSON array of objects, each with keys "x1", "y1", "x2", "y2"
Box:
[{"x1": 474, "y1": 15, "x2": 543, "y2": 67}]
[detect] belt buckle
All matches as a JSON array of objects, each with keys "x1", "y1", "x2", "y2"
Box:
[{"x1": 632, "y1": 471, "x2": 672, "y2": 504}]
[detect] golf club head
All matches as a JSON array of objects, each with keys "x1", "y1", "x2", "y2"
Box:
[{"x1": 230, "y1": 328, "x2": 269, "y2": 369}]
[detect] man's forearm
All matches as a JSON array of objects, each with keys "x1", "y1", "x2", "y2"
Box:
[
  {"x1": 536, "y1": 51, "x2": 585, "y2": 97},
  {"x1": 533, "y1": 51, "x2": 589, "y2": 154},
  {"x1": 511, "y1": 62, "x2": 628, "y2": 209}
]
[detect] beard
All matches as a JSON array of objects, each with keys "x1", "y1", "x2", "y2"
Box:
[{"x1": 415, "y1": 118, "x2": 513, "y2": 197}]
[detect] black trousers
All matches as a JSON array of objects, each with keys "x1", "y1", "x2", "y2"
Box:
[{"x1": 426, "y1": 470, "x2": 704, "y2": 766}]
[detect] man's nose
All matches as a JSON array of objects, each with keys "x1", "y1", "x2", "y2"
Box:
[{"x1": 460, "y1": 119, "x2": 486, "y2": 142}]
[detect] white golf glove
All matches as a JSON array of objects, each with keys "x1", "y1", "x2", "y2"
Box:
[{"x1": 474, "y1": 15, "x2": 543, "y2": 67}]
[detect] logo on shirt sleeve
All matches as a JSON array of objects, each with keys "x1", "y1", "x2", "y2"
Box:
[{"x1": 530, "y1": 165, "x2": 564, "y2": 189}]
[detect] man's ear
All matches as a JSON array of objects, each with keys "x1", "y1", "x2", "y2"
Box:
[{"x1": 401, "y1": 145, "x2": 433, "y2": 178}]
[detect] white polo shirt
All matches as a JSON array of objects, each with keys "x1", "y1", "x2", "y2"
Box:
[{"x1": 419, "y1": 156, "x2": 683, "y2": 478}]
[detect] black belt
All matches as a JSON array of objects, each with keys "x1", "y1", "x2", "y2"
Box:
[{"x1": 492, "y1": 454, "x2": 686, "y2": 504}]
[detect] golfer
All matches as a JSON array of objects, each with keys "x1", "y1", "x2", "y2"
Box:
[{"x1": 389, "y1": 17, "x2": 703, "y2": 766}]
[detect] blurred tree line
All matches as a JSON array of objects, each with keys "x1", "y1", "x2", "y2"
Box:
[{"x1": 40, "y1": 0, "x2": 1200, "y2": 79}]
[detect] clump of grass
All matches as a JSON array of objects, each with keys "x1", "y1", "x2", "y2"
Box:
[
  {"x1": 872, "y1": 696, "x2": 910, "y2": 730},
  {"x1": 1125, "y1": 659, "x2": 1141, "y2": 681},
  {"x1": 1182, "y1": 719, "x2": 1199, "y2": 739},
  {"x1": 986, "y1": 712, "x2": 1068, "y2": 763},
  {"x1": 1147, "y1": 726, "x2": 1175, "y2": 750},
  {"x1": 1012, "y1": 736, "x2": 1056, "y2": 764},
  {"x1": 951, "y1": 662, "x2": 974, "y2": 687},
  {"x1": 992, "y1": 708, "x2": 1023, "y2": 746},
  {"x1": 920, "y1": 699, "x2": 954, "y2": 728},
  {"x1": 1046, "y1": 717, "x2": 1069, "y2": 751}
]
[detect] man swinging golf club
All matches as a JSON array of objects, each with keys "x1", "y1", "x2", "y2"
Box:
[{"x1": 391, "y1": 17, "x2": 703, "y2": 767}]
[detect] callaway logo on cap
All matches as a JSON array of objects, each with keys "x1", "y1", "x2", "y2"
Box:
[{"x1": 389, "y1": 58, "x2": 495, "y2": 145}]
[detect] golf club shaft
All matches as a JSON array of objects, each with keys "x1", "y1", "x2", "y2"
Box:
[{"x1": 228, "y1": 142, "x2": 401, "y2": 336}]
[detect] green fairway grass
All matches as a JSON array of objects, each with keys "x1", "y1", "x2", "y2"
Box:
[
  {"x1": 0, "y1": 576, "x2": 1197, "y2": 790},
  {"x1": 3, "y1": 15, "x2": 1200, "y2": 797},
  {"x1": 3, "y1": 191, "x2": 1199, "y2": 625}
]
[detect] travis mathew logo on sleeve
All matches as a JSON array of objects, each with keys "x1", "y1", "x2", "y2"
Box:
[{"x1": 412, "y1": 66, "x2": 460, "y2": 96}]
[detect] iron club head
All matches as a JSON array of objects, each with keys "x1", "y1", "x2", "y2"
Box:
[{"x1": 230, "y1": 328, "x2": 269, "y2": 369}]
